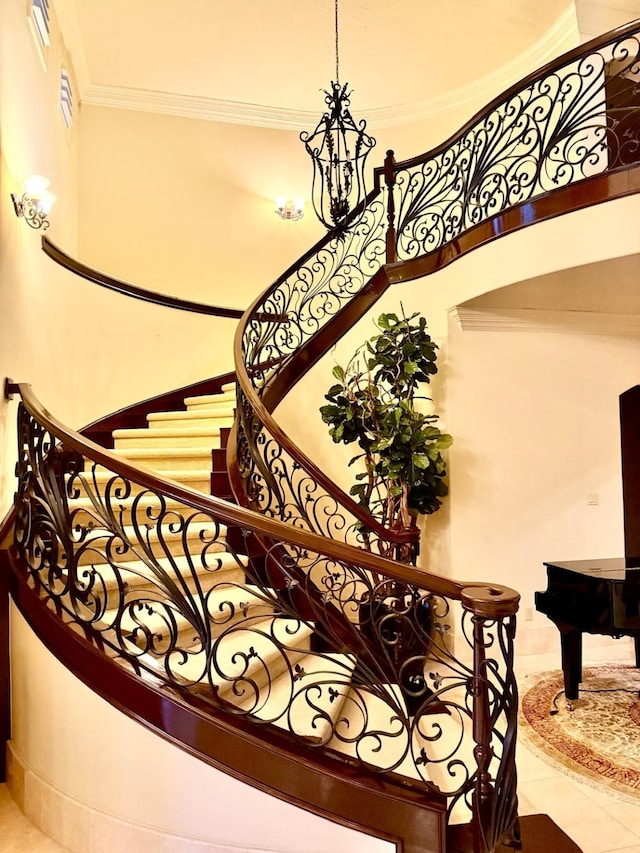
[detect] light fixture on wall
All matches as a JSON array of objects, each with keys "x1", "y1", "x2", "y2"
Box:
[
  {"x1": 275, "y1": 197, "x2": 305, "y2": 222},
  {"x1": 11, "y1": 175, "x2": 56, "y2": 230},
  {"x1": 300, "y1": 0, "x2": 375, "y2": 231}
]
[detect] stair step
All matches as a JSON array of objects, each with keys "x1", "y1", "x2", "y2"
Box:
[
  {"x1": 147, "y1": 409, "x2": 235, "y2": 430},
  {"x1": 184, "y1": 390, "x2": 236, "y2": 410},
  {"x1": 113, "y1": 426, "x2": 222, "y2": 449},
  {"x1": 74, "y1": 552, "x2": 248, "y2": 608},
  {"x1": 156, "y1": 617, "x2": 313, "y2": 691},
  {"x1": 214, "y1": 617, "x2": 314, "y2": 699},
  {"x1": 75, "y1": 468, "x2": 212, "y2": 495},
  {"x1": 111, "y1": 447, "x2": 214, "y2": 471},
  {"x1": 243, "y1": 652, "x2": 355, "y2": 743},
  {"x1": 75, "y1": 519, "x2": 228, "y2": 564},
  {"x1": 205, "y1": 585, "x2": 278, "y2": 636},
  {"x1": 69, "y1": 493, "x2": 203, "y2": 526},
  {"x1": 101, "y1": 552, "x2": 247, "y2": 589},
  {"x1": 100, "y1": 585, "x2": 276, "y2": 654}
]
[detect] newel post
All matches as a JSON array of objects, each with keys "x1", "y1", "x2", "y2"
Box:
[
  {"x1": 383, "y1": 149, "x2": 397, "y2": 264},
  {"x1": 461, "y1": 584, "x2": 521, "y2": 853}
]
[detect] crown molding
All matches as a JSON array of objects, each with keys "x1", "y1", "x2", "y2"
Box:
[
  {"x1": 80, "y1": 6, "x2": 578, "y2": 130},
  {"x1": 451, "y1": 306, "x2": 640, "y2": 337},
  {"x1": 80, "y1": 86, "x2": 316, "y2": 130}
]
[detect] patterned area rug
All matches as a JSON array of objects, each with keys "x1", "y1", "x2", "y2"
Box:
[{"x1": 520, "y1": 665, "x2": 640, "y2": 802}]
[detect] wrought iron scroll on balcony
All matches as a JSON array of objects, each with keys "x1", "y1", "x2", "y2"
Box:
[{"x1": 390, "y1": 25, "x2": 640, "y2": 264}]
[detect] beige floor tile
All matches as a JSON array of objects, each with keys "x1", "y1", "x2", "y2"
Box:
[
  {"x1": 0, "y1": 785, "x2": 68, "y2": 851},
  {"x1": 520, "y1": 775, "x2": 640, "y2": 853},
  {"x1": 605, "y1": 802, "x2": 640, "y2": 838},
  {"x1": 515, "y1": 790, "x2": 537, "y2": 816},
  {"x1": 515, "y1": 740, "x2": 558, "y2": 783},
  {"x1": 600, "y1": 848, "x2": 640, "y2": 853}
]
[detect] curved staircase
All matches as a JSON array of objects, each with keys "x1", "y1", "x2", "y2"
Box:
[{"x1": 5, "y1": 19, "x2": 640, "y2": 853}]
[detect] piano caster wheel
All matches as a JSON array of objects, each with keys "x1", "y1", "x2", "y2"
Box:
[{"x1": 566, "y1": 701, "x2": 574, "y2": 712}]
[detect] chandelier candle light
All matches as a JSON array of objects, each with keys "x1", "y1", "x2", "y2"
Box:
[{"x1": 301, "y1": 0, "x2": 375, "y2": 231}]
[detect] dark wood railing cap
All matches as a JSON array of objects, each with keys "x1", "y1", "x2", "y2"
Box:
[{"x1": 460, "y1": 584, "x2": 520, "y2": 619}]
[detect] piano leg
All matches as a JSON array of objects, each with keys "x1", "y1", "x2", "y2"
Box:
[
  {"x1": 634, "y1": 636, "x2": 640, "y2": 668},
  {"x1": 560, "y1": 627, "x2": 583, "y2": 702}
]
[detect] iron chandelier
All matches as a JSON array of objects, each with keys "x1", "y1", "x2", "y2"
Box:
[{"x1": 301, "y1": 0, "x2": 376, "y2": 231}]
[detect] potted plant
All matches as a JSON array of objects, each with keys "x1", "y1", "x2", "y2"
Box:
[{"x1": 320, "y1": 309, "x2": 452, "y2": 546}]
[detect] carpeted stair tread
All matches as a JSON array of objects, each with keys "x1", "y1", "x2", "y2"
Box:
[
  {"x1": 74, "y1": 519, "x2": 229, "y2": 565},
  {"x1": 76, "y1": 556, "x2": 249, "y2": 612},
  {"x1": 99, "y1": 585, "x2": 277, "y2": 653},
  {"x1": 69, "y1": 493, "x2": 197, "y2": 523},
  {"x1": 73, "y1": 468, "x2": 212, "y2": 494},
  {"x1": 113, "y1": 425, "x2": 223, "y2": 449},
  {"x1": 145, "y1": 616, "x2": 313, "y2": 690},
  {"x1": 184, "y1": 390, "x2": 236, "y2": 410},
  {"x1": 326, "y1": 682, "x2": 424, "y2": 780},
  {"x1": 110, "y1": 447, "x2": 215, "y2": 470},
  {"x1": 213, "y1": 618, "x2": 314, "y2": 699},
  {"x1": 147, "y1": 408, "x2": 235, "y2": 429}
]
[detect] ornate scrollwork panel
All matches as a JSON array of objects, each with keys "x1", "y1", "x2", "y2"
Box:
[
  {"x1": 241, "y1": 198, "x2": 387, "y2": 394},
  {"x1": 393, "y1": 33, "x2": 640, "y2": 261}
]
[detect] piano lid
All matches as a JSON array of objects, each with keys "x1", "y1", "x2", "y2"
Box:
[{"x1": 543, "y1": 557, "x2": 640, "y2": 581}]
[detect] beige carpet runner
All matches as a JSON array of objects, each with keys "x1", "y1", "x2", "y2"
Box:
[{"x1": 520, "y1": 665, "x2": 640, "y2": 802}]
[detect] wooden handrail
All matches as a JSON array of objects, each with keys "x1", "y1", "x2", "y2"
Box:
[
  {"x1": 42, "y1": 236, "x2": 245, "y2": 319},
  {"x1": 5, "y1": 380, "x2": 519, "y2": 614}
]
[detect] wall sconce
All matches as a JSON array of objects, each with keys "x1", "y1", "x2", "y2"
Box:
[
  {"x1": 275, "y1": 196, "x2": 304, "y2": 222},
  {"x1": 11, "y1": 175, "x2": 56, "y2": 230}
]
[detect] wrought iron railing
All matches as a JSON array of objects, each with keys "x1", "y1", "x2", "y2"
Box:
[
  {"x1": 232, "y1": 21, "x2": 640, "y2": 558},
  {"x1": 390, "y1": 31, "x2": 639, "y2": 263},
  {"x1": 9, "y1": 381, "x2": 520, "y2": 849}
]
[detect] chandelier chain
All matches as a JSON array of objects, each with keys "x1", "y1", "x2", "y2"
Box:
[{"x1": 335, "y1": 0, "x2": 340, "y2": 83}]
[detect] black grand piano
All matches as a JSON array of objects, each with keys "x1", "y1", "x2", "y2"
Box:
[{"x1": 535, "y1": 385, "x2": 640, "y2": 701}]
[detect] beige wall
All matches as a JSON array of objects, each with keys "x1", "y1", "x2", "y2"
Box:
[
  {"x1": 78, "y1": 105, "x2": 327, "y2": 305},
  {"x1": 0, "y1": 0, "x2": 80, "y2": 516}
]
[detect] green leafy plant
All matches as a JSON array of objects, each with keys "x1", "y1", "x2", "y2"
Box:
[{"x1": 320, "y1": 311, "x2": 452, "y2": 535}]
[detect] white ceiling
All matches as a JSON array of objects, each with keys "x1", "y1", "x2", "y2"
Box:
[{"x1": 52, "y1": 1, "x2": 640, "y2": 129}]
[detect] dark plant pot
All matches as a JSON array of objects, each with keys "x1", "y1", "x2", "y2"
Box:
[{"x1": 358, "y1": 582, "x2": 447, "y2": 717}]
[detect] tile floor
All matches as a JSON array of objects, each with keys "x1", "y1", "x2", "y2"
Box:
[
  {"x1": 515, "y1": 642, "x2": 640, "y2": 853},
  {"x1": 2, "y1": 645, "x2": 640, "y2": 853}
]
